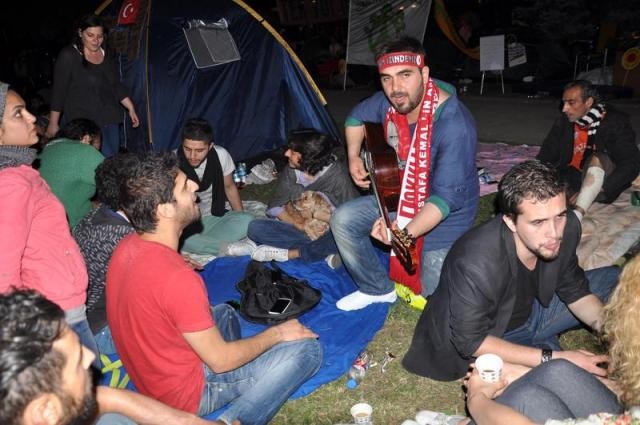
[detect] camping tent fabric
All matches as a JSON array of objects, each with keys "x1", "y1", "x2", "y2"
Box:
[{"x1": 105, "y1": 0, "x2": 339, "y2": 160}]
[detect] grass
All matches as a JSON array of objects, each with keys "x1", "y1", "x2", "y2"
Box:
[{"x1": 239, "y1": 185, "x2": 605, "y2": 425}]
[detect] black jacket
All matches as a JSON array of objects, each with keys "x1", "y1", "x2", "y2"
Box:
[
  {"x1": 402, "y1": 213, "x2": 591, "y2": 381},
  {"x1": 536, "y1": 106, "x2": 639, "y2": 203}
]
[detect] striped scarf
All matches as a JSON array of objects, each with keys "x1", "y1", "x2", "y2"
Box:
[
  {"x1": 575, "y1": 103, "x2": 606, "y2": 167},
  {"x1": 576, "y1": 103, "x2": 606, "y2": 136}
]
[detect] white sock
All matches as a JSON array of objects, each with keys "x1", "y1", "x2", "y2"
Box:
[
  {"x1": 575, "y1": 166, "x2": 605, "y2": 215},
  {"x1": 336, "y1": 290, "x2": 397, "y2": 311}
]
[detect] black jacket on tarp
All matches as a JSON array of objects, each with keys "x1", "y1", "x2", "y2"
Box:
[
  {"x1": 536, "y1": 106, "x2": 639, "y2": 203},
  {"x1": 402, "y1": 213, "x2": 591, "y2": 381}
]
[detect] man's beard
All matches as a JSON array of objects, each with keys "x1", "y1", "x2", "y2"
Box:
[
  {"x1": 389, "y1": 84, "x2": 424, "y2": 114},
  {"x1": 180, "y1": 204, "x2": 201, "y2": 228},
  {"x1": 531, "y1": 239, "x2": 562, "y2": 262},
  {"x1": 60, "y1": 387, "x2": 99, "y2": 425}
]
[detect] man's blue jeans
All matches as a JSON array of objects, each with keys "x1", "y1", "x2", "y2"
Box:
[
  {"x1": 197, "y1": 304, "x2": 322, "y2": 425},
  {"x1": 504, "y1": 266, "x2": 620, "y2": 350},
  {"x1": 100, "y1": 123, "x2": 121, "y2": 158},
  {"x1": 95, "y1": 325, "x2": 117, "y2": 357},
  {"x1": 331, "y1": 195, "x2": 449, "y2": 297},
  {"x1": 248, "y1": 218, "x2": 337, "y2": 262}
]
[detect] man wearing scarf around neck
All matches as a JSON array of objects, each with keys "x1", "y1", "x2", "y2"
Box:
[
  {"x1": 537, "y1": 80, "x2": 639, "y2": 221},
  {"x1": 331, "y1": 36, "x2": 479, "y2": 311},
  {"x1": 177, "y1": 118, "x2": 254, "y2": 256}
]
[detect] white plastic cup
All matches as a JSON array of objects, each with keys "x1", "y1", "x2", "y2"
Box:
[
  {"x1": 475, "y1": 353, "x2": 503, "y2": 383},
  {"x1": 350, "y1": 402, "x2": 373, "y2": 424}
]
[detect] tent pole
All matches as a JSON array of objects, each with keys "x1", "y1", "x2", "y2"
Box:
[
  {"x1": 343, "y1": 0, "x2": 353, "y2": 92},
  {"x1": 143, "y1": 0, "x2": 153, "y2": 146},
  {"x1": 343, "y1": 62, "x2": 348, "y2": 92}
]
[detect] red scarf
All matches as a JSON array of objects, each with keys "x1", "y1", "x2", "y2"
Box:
[{"x1": 384, "y1": 77, "x2": 438, "y2": 294}]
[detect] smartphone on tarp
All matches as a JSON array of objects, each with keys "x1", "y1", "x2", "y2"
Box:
[{"x1": 268, "y1": 297, "x2": 292, "y2": 315}]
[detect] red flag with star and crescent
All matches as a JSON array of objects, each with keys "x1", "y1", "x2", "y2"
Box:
[{"x1": 118, "y1": 0, "x2": 140, "y2": 25}]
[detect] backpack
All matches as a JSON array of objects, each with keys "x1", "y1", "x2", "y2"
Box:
[{"x1": 235, "y1": 260, "x2": 321, "y2": 325}]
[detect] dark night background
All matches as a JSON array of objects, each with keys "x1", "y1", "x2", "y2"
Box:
[{"x1": 2, "y1": 0, "x2": 639, "y2": 109}]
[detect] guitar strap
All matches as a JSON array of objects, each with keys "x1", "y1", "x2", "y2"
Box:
[{"x1": 384, "y1": 77, "x2": 438, "y2": 294}]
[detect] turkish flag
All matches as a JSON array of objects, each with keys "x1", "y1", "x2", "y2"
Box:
[{"x1": 118, "y1": 0, "x2": 140, "y2": 25}]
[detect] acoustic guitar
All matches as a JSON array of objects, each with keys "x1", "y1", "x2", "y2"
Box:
[{"x1": 361, "y1": 122, "x2": 417, "y2": 274}]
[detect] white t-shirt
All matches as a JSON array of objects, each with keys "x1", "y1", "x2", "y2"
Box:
[{"x1": 193, "y1": 145, "x2": 235, "y2": 216}]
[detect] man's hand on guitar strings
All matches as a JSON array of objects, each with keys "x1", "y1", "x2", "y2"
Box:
[
  {"x1": 348, "y1": 156, "x2": 371, "y2": 189},
  {"x1": 371, "y1": 217, "x2": 392, "y2": 245}
]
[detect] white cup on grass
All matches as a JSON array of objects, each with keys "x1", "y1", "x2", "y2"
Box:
[
  {"x1": 475, "y1": 353, "x2": 503, "y2": 383},
  {"x1": 350, "y1": 402, "x2": 373, "y2": 424}
]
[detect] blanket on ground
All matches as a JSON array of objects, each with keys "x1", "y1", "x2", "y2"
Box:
[
  {"x1": 476, "y1": 142, "x2": 541, "y2": 196},
  {"x1": 200, "y1": 255, "x2": 389, "y2": 419},
  {"x1": 578, "y1": 183, "x2": 640, "y2": 270}
]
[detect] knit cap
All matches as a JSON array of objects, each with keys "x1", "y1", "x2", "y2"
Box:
[{"x1": 0, "y1": 81, "x2": 8, "y2": 120}]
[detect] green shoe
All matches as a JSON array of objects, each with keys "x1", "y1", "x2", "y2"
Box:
[{"x1": 395, "y1": 283, "x2": 427, "y2": 311}]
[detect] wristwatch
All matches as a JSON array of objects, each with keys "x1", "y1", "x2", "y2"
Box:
[{"x1": 541, "y1": 348, "x2": 553, "y2": 363}]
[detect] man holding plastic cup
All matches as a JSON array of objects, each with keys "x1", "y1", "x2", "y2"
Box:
[{"x1": 403, "y1": 160, "x2": 619, "y2": 382}]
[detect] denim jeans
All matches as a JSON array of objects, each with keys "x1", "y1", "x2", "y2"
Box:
[
  {"x1": 504, "y1": 266, "x2": 620, "y2": 350},
  {"x1": 197, "y1": 304, "x2": 322, "y2": 425},
  {"x1": 70, "y1": 318, "x2": 100, "y2": 369},
  {"x1": 331, "y1": 195, "x2": 449, "y2": 297},
  {"x1": 100, "y1": 123, "x2": 121, "y2": 158},
  {"x1": 490, "y1": 359, "x2": 621, "y2": 423},
  {"x1": 95, "y1": 413, "x2": 136, "y2": 425},
  {"x1": 95, "y1": 325, "x2": 117, "y2": 357},
  {"x1": 247, "y1": 218, "x2": 337, "y2": 262}
]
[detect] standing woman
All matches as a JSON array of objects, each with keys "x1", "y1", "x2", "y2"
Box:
[
  {"x1": 0, "y1": 81, "x2": 97, "y2": 355},
  {"x1": 46, "y1": 14, "x2": 139, "y2": 157}
]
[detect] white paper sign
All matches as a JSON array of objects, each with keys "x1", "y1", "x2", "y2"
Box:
[
  {"x1": 480, "y1": 35, "x2": 505, "y2": 71},
  {"x1": 508, "y1": 42, "x2": 527, "y2": 67}
]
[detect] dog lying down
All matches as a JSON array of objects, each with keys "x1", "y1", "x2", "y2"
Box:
[{"x1": 284, "y1": 191, "x2": 333, "y2": 240}]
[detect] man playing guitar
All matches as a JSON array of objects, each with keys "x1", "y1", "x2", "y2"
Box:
[{"x1": 331, "y1": 36, "x2": 479, "y2": 311}]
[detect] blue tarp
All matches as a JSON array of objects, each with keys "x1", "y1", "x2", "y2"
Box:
[
  {"x1": 108, "y1": 0, "x2": 339, "y2": 160},
  {"x1": 200, "y1": 255, "x2": 389, "y2": 419},
  {"x1": 201, "y1": 255, "x2": 389, "y2": 397}
]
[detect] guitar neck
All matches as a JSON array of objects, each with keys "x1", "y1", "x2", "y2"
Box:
[{"x1": 363, "y1": 150, "x2": 393, "y2": 228}]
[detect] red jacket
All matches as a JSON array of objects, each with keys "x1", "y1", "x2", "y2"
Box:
[{"x1": 0, "y1": 165, "x2": 87, "y2": 310}]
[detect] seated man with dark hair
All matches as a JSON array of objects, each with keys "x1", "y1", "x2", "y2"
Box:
[
  {"x1": 177, "y1": 117, "x2": 254, "y2": 256},
  {"x1": 38, "y1": 117, "x2": 105, "y2": 228},
  {"x1": 537, "y1": 80, "x2": 640, "y2": 221},
  {"x1": 403, "y1": 160, "x2": 619, "y2": 382},
  {"x1": 227, "y1": 129, "x2": 359, "y2": 267},
  {"x1": 73, "y1": 153, "x2": 136, "y2": 356},
  {"x1": 107, "y1": 152, "x2": 322, "y2": 425},
  {"x1": 0, "y1": 289, "x2": 230, "y2": 425}
]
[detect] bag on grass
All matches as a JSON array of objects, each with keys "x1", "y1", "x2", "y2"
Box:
[{"x1": 236, "y1": 260, "x2": 321, "y2": 325}]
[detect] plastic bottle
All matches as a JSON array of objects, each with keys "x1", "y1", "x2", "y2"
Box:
[
  {"x1": 346, "y1": 351, "x2": 371, "y2": 389},
  {"x1": 234, "y1": 162, "x2": 247, "y2": 188}
]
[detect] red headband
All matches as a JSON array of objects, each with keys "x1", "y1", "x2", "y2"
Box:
[{"x1": 377, "y1": 52, "x2": 425, "y2": 71}]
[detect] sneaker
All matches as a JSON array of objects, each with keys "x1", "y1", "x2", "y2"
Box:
[
  {"x1": 218, "y1": 238, "x2": 257, "y2": 257},
  {"x1": 325, "y1": 254, "x2": 342, "y2": 269},
  {"x1": 251, "y1": 245, "x2": 289, "y2": 262},
  {"x1": 395, "y1": 283, "x2": 427, "y2": 311}
]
